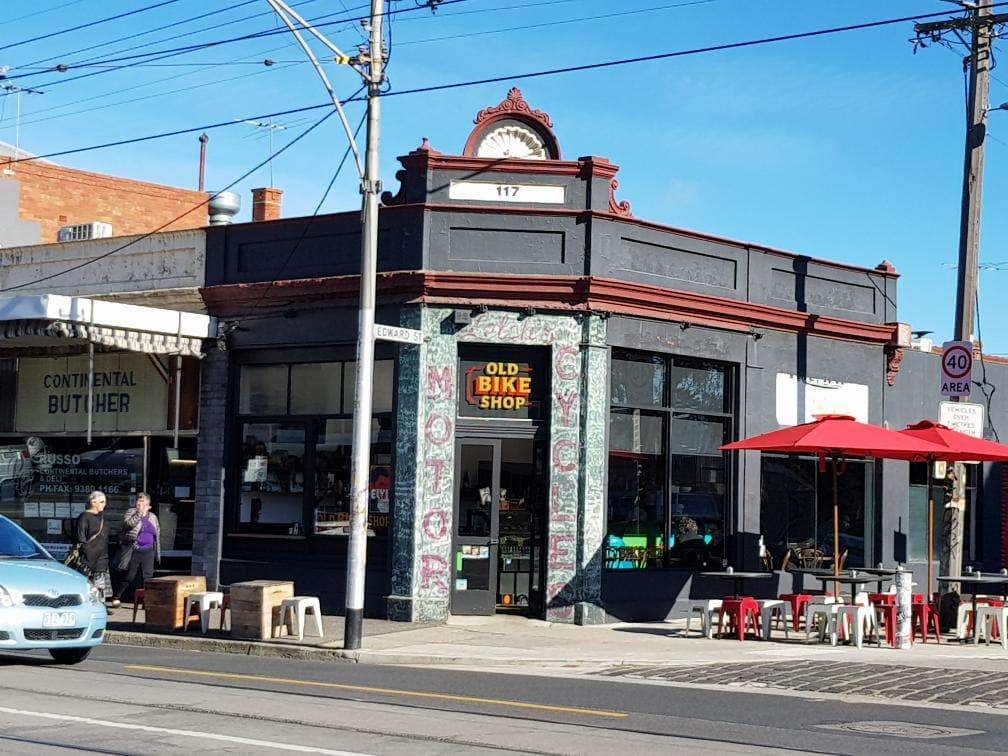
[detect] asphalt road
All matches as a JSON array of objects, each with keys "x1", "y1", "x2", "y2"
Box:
[{"x1": 0, "y1": 644, "x2": 1005, "y2": 754}]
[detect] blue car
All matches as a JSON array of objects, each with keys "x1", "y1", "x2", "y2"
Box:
[{"x1": 0, "y1": 515, "x2": 107, "y2": 664}]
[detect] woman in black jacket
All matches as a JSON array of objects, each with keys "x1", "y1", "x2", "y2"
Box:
[{"x1": 75, "y1": 490, "x2": 114, "y2": 605}]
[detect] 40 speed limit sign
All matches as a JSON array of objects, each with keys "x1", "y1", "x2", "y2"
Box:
[{"x1": 940, "y1": 340, "x2": 973, "y2": 397}]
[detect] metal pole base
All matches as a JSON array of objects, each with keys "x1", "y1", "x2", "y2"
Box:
[{"x1": 344, "y1": 608, "x2": 364, "y2": 650}]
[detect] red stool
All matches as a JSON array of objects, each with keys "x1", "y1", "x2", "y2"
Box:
[
  {"x1": 868, "y1": 594, "x2": 897, "y2": 647},
  {"x1": 911, "y1": 601, "x2": 941, "y2": 644},
  {"x1": 780, "y1": 594, "x2": 812, "y2": 632},
  {"x1": 132, "y1": 588, "x2": 145, "y2": 624},
  {"x1": 717, "y1": 597, "x2": 761, "y2": 641}
]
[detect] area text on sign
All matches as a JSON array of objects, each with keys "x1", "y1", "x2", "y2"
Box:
[{"x1": 940, "y1": 340, "x2": 973, "y2": 398}]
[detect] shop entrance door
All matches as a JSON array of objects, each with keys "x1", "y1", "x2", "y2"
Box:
[
  {"x1": 451, "y1": 440, "x2": 500, "y2": 615},
  {"x1": 451, "y1": 437, "x2": 546, "y2": 616}
]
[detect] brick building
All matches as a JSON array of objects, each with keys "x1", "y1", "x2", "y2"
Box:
[{"x1": 0, "y1": 140, "x2": 208, "y2": 247}]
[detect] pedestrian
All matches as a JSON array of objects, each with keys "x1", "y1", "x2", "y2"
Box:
[
  {"x1": 74, "y1": 490, "x2": 113, "y2": 606},
  {"x1": 113, "y1": 492, "x2": 160, "y2": 607}
]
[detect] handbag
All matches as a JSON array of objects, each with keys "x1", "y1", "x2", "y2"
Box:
[
  {"x1": 64, "y1": 517, "x2": 104, "y2": 576},
  {"x1": 113, "y1": 542, "x2": 134, "y2": 572}
]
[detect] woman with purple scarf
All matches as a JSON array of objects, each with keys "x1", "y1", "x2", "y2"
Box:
[{"x1": 113, "y1": 492, "x2": 161, "y2": 607}]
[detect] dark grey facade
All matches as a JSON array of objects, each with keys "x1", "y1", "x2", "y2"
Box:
[{"x1": 192, "y1": 89, "x2": 1005, "y2": 623}]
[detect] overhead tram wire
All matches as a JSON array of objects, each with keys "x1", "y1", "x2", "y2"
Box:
[
  {"x1": 6, "y1": 4, "x2": 1007, "y2": 170},
  {"x1": 0, "y1": 100, "x2": 351, "y2": 295},
  {"x1": 0, "y1": 0, "x2": 475, "y2": 87},
  {"x1": 0, "y1": 0, "x2": 187, "y2": 54},
  {"x1": 13, "y1": 0, "x2": 327, "y2": 71},
  {"x1": 8, "y1": 0, "x2": 88, "y2": 25}
]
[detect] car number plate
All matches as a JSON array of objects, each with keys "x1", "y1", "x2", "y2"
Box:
[{"x1": 41, "y1": 612, "x2": 77, "y2": 628}]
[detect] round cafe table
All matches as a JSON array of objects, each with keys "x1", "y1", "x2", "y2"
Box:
[
  {"x1": 699, "y1": 571, "x2": 775, "y2": 599},
  {"x1": 937, "y1": 574, "x2": 1008, "y2": 643}
]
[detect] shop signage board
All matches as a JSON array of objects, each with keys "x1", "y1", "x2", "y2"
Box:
[
  {"x1": 373, "y1": 323, "x2": 423, "y2": 345},
  {"x1": 940, "y1": 340, "x2": 973, "y2": 397},
  {"x1": 774, "y1": 373, "x2": 869, "y2": 426},
  {"x1": 14, "y1": 353, "x2": 169, "y2": 433},
  {"x1": 465, "y1": 361, "x2": 533, "y2": 411},
  {"x1": 939, "y1": 400, "x2": 985, "y2": 438}
]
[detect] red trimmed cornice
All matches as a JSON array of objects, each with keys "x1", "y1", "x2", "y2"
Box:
[{"x1": 202, "y1": 271, "x2": 898, "y2": 345}]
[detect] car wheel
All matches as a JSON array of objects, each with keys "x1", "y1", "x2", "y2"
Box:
[{"x1": 48, "y1": 647, "x2": 92, "y2": 665}]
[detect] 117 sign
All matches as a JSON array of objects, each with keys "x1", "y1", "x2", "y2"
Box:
[{"x1": 940, "y1": 340, "x2": 973, "y2": 398}]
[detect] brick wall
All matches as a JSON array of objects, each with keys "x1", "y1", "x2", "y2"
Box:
[
  {"x1": 192, "y1": 347, "x2": 229, "y2": 587},
  {"x1": 1, "y1": 159, "x2": 208, "y2": 243}
]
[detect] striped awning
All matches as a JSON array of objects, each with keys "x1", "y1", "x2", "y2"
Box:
[{"x1": 0, "y1": 295, "x2": 214, "y2": 358}]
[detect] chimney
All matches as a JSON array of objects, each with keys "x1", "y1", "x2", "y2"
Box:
[{"x1": 252, "y1": 187, "x2": 283, "y2": 221}]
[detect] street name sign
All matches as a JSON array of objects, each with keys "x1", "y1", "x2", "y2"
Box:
[
  {"x1": 939, "y1": 400, "x2": 985, "y2": 438},
  {"x1": 940, "y1": 340, "x2": 973, "y2": 397},
  {"x1": 373, "y1": 323, "x2": 424, "y2": 345}
]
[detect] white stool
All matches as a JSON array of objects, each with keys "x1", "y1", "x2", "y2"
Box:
[
  {"x1": 183, "y1": 591, "x2": 224, "y2": 634},
  {"x1": 835, "y1": 604, "x2": 878, "y2": 649},
  {"x1": 804, "y1": 597, "x2": 840, "y2": 643},
  {"x1": 975, "y1": 605, "x2": 1008, "y2": 649},
  {"x1": 278, "y1": 596, "x2": 324, "y2": 642},
  {"x1": 686, "y1": 600, "x2": 722, "y2": 638},
  {"x1": 759, "y1": 599, "x2": 789, "y2": 640}
]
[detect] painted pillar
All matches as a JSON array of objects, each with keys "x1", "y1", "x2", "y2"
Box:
[
  {"x1": 575, "y1": 314, "x2": 608, "y2": 624},
  {"x1": 388, "y1": 306, "x2": 608, "y2": 624}
]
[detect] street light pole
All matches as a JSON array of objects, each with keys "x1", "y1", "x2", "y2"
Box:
[{"x1": 344, "y1": 0, "x2": 385, "y2": 651}]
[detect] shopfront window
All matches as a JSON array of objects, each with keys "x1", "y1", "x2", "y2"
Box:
[
  {"x1": 606, "y1": 351, "x2": 734, "y2": 570},
  {"x1": 760, "y1": 456, "x2": 872, "y2": 568},
  {"x1": 0, "y1": 436, "x2": 143, "y2": 559},
  {"x1": 234, "y1": 359, "x2": 394, "y2": 538}
]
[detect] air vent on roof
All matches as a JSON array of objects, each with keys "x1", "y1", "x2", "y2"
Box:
[{"x1": 57, "y1": 221, "x2": 112, "y2": 243}]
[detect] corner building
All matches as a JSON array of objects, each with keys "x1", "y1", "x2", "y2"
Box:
[{"x1": 194, "y1": 89, "x2": 1008, "y2": 623}]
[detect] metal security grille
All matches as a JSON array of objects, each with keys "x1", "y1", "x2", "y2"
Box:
[
  {"x1": 23, "y1": 628, "x2": 85, "y2": 641},
  {"x1": 22, "y1": 594, "x2": 82, "y2": 608}
]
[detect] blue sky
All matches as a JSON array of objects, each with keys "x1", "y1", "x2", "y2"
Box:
[{"x1": 2, "y1": 0, "x2": 1006, "y2": 351}]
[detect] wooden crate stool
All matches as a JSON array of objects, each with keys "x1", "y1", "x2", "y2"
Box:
[
  {"x1": 143, "y1": 576, "x2": 207, "y2": 632},
  {"x1": 229, "y1": 581, "x2": 294, "y2": 640}
]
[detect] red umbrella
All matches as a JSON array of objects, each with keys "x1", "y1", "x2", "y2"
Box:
[
  {"x1": 899, "y1": 420, "x2": 1008, "y2": 595},
  {"x1": 722, "y1": 415, "x2": 948, "y2": 592}
]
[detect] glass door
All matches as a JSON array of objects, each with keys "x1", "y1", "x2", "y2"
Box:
[{"x1": 451, "y1": 440, "x2": 500, "y2": 615}]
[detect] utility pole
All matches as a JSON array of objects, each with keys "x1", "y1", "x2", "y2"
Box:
[
  {"x1": 913, "y1": 0, "x2": 1008, "y2": 581},
  {"x1": 264, "y1": 0, "x2": 382, "y2": 650},
  {"x1": 343, "y1": 0, "x2": 385, "y2": 651}
]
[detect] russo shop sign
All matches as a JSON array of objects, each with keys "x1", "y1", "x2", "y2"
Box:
[{"x1": 15, "y1": 353, "x2": 170, "y2": 433}]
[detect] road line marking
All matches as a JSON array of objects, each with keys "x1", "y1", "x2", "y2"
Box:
[
  {"x1": 0, "y1": 705, "x2": 370, "y2": 755},
  {"x1": 124, "y1": 664, "x2": 628, "y2": 719}
]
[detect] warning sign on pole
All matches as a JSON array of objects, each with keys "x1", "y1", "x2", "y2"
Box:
[{"x1": 940, "y1": 340, "x2": 973, "y2": 397}]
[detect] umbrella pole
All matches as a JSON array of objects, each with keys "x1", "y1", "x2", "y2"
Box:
[
  {"x1": 833, "y1": 455, "x2": 840, "y2": 599},
  {"x1": 927, "y1": 471, "x2": 934, "y2": 600}
]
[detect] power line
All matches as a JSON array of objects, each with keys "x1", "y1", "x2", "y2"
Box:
[
  {"x1": 0, "y1": 0, "x2": 187, "y2": 54},
  {"x1": 14, "y1": 0, "x2": 321, "y2": 70},
  {"x1": 8, "y1": 0, "x2": 88, "y2": 25},
  {"x1": 0, "y1": 0, "x2": 472, "y2": 86},
  {"x1": 248, "y1": 110, "x2": 367, "y2": 313},
  {"x1": 6, "y1": 6, "x2": 1001, "y2": 168},
  {"x1": 0, "y1": 103, "x2": 346, "y2": 295},
  {"x1": 396, "y1": 0, "x2": 715, "y2": 47}
]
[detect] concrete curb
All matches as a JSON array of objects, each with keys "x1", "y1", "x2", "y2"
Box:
[{"x1": 102, "y1": 630, "x2": 615, "y2": 668}]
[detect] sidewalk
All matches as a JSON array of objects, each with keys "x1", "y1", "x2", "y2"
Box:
[{"x1": 104, "y1": 605, "x2": 1008, "y2": 674}]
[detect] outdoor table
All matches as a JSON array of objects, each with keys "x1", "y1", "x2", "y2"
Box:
[
  {"x1": 937, "y1": 574, "x2": 1008, "y2": 643},
  {"x1": 813, "y1": 572, "x2": 888, "y2": 597},
  {"x1": 847, "y1": 567, "x2": 897, "y2": 594},
  {"x1": 699, "y1": 571, "x2": 775, "y2": 599}
]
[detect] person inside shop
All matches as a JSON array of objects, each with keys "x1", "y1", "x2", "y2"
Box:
[
  {"x1": 113, "y1": 492, "x2": 161, "y2": 608},
  {"x1": 74, "y1": 490, "x2": 113, "y2": 606}
]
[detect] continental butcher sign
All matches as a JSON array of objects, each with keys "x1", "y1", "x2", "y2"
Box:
[{"x1": 15, "y1": 354, "x2": 169, "y2": 433}]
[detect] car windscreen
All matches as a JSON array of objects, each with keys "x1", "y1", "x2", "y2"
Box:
[{"x1": 0, "y1": 518, "x2": 47, "y2": 559}]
